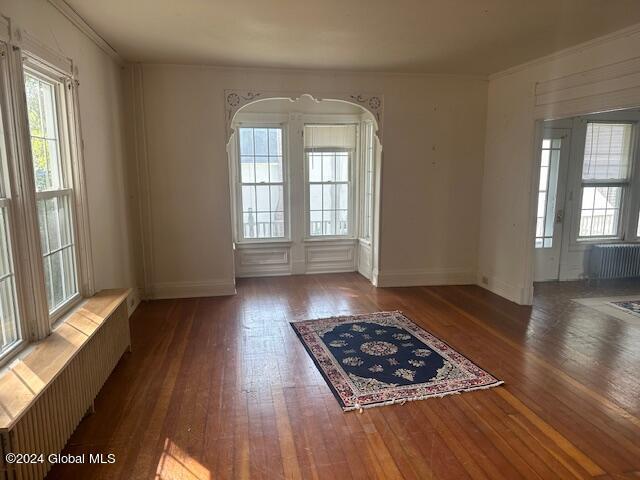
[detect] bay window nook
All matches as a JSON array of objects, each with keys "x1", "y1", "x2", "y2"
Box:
[{"x1": 227, "y1": 95, "x2": 380, "y2": 281}]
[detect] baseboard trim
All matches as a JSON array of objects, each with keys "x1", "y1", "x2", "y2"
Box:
[
  {"x1": 376, "y1": 268, "x2": 476, "y2": 287},
  {"x1": 477, "y1": 274, "x2": 531, "y2": 305},
  {"x1": 149, "y1": 280, "x2": 236, "y2": 299}
]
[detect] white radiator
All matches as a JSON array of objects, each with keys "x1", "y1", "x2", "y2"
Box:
[
  {"x1": 0, "y1": 299, "x2": 130, "y2": 480},
  {"x1": 590, "y1": 243, "x2": 640, "y2": 279}
]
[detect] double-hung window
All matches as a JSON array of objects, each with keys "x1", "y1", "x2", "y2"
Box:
[
  {"x1": 305, "y1": 124, "x2": 356, "y2": 237},
  {"x1": 237, "y1": 126, "x2": 285, "y2": 240},
  {"x1": 24, "y1": 69, "x2": 80, "y2": 317},
  {"x1": 578, "y1": 122, "x2": 633, "y2": 238}
]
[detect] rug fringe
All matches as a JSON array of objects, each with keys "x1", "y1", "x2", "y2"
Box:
[{"x1": 344, "y1": 381, "x2": 505, "y2": 413}]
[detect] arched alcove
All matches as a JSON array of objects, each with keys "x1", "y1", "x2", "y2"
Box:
[{"x1": 224, "y1": 93, "x2": 383, "y2": 284}]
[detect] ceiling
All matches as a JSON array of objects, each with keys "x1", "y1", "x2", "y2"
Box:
[{"x1": 65, "y1": 0, "x2": 640, "y2": 74}]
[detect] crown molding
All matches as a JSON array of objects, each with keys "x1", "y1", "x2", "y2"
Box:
[
  {"x1": 489, "y1": 22, "x2": 640, "y2": 81},
  {"x1": 47, "y1": 0, "x2": 122, "y2": 65},
  {"x1": 140, "y1": 61, "x2": 489, "y2": 81}
]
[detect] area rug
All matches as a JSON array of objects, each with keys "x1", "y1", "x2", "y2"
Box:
[
  {"x1": 290, "y1": 311, "x2": 503, "y2": 411},
  {"x1": 572, "y1": 296, "x2": 640, "y2": 326}
]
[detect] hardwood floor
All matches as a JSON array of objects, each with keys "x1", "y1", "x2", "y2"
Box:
[{"x1": 47, "y1": 274, "x2": 640, "y2": 479}]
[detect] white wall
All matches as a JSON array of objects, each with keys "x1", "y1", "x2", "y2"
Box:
[
  {"x1": 131, "y1": 65, "x2": 488, "y2": 297},
  {"x1": 478, "y1": 25, "x2": 640, "y2": 304},
  {"x1": 0, "y1": 0, "x2": 139, "y2": 305}
]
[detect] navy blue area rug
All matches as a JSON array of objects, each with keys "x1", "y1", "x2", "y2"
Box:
[{"x1": 291, "y1": 311, "x2": 503, "y2": 411}]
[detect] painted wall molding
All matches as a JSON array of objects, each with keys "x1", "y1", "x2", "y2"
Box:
[
  {"x1": 533, "y1": 55, "x2": 640, "y2": 119},
  {"x1": 224, "y1": 89, "x2": 383, "y2": 143},
  {"x1": 376, "y1": 267, "x2": 476, "y2": 288}
]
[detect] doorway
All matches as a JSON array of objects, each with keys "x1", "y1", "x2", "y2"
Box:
[
  {"x1": 533, "y1": 127, "x2": 571, "y2": 281},
  {"x1": 532, "y1": 108, "x2": 640, "y2": 285}
]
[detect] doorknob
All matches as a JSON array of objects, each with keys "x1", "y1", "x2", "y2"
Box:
[{"x1": 555, "y1": 209, "x2": 564, "y2": 223}]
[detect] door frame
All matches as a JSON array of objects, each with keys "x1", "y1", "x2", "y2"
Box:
[{"x1": 533, "y1": 123, "x2": 572, "y2": 282}]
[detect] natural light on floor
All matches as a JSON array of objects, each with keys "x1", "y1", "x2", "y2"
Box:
[{"x1": 155, "y1": 439, "x2": 211, "y2": 480}]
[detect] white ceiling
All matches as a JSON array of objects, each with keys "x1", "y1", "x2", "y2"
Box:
[{"x1": 65, "y1": 0, "x2": 640, "y2": 74}]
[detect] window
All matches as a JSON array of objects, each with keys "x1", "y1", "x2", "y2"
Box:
[
  {"x1": 361, "y1": 122, "x2": 375, "y2": 240},
  {"x1": 24, "y1": 70, "x2": 79, "y2": 316},
  {"x1": 237, "y1": 127, "x2": 285, "y2": 240},
  {"x1": 535, "y1": 138, "x2": 561, "y2": 248},
  {"x1": 305, "y1": 125, "x2": 355, "y2": 237},
  {"x1": 578, "y1": 122, "x2": 633, "y2": 238},
  {"x1": 0, "y1": 87, "x2": 21, "y2": 358}
]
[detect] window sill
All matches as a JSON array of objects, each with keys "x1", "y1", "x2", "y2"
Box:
[
  {"x1": 304, "y1": 237, "x2": 357, "y2": 243},
  {"x1": 235, "y1": 240, "x2": 293, "y2": 249}
]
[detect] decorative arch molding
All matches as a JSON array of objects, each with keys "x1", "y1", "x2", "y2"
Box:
[{"x1": 224, "y1": 89, "x2": 384, "y2": 144}]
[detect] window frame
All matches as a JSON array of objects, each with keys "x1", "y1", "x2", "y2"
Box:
[
  {"x1": 359, "y1": 120, "x2": 375, "y2": 242},
  {"x1": 233, "y1": 122, "x2": 290, "y2": 244},
  {"x1": 303, "y1": 123, "x2": 357, "y2": 240},
  {"x1": 576, "y1": 120, "x2": 638, "y2": 242},
  {"x1": 22, "y1": 62, "x2": 83, "y2": 324}
]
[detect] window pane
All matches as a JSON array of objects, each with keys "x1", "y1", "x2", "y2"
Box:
[
  {"x1": 62, "y1": 246, "x2": 77, "y2": 297},
  {"x1": 255, "y1": 185, "x2": 270, "y2": 212},
  {"x1": 255, "y1": 156, "x2": 269, "y2": 183},
  {"x1": 271, "y1": 212, "x2": 284, "y2": 238},
  {"x1": 268, "y1": 129, "x2": 282, "y2": 156},
  {"x1": 269, "y1": 156, "x2": 282, "y2": 182},
  {"x1": 322, "y1": 154, "x2": 335, "y2": 182},
  {"x1": 535, "y1": 137, "x2": 561, "y2": 248},
  {"x1": 309, "y1": 184, "x2": 322, "y2": 211},
  {"x1": 337, "y1": 210, "x2": 348, "y2": 235},
  {"x1": 253, "y1": 128, "x2": 268, "y2": 155},
  {"x1": 582, "y1": 123, "x2": 632, "y2": 181},
  {"x1": 308, "y1": 153, "x2": 322, "y2": 182},
  {"x1": 322, "y1": 184, "x2": 335, "y2": 210},
  {"x1": 239, "y1": 128, "x2": 254, "y2": 155},
  {"x1": 337, "y1": 184, "x2": 348, "y2": 210},
  {"x1": 241, "y1": 185, "x2": 256, "y2": 213},
  {"x1": 310, "y1": 211, "x2": 322, "y2": 236},
  {"x1": 240, "y1": 156, "x2": 255, "y2": 183},
  {"x1": 323, "y1": 210, "x2": 335, "y2": 235},
  {"x1": 336, "y1": 153, "x2": 349, "y2": 181},
  {"x1": 256, "y1": 212, "x2": 270, "y2": 238},
  {"x1": 46, "y1": 197, "x2": 62, "y2": 251},
  {"x1": 579, "y1": 186, "x2": 622, "y2": 237},
  {"x1": 270, "y1": 185, "x2": 283, "y2": 212},
  {"x1": 25, "y1": 73, "x2": 63, "y2": 192}
]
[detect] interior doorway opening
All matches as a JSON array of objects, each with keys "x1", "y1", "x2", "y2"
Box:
[
  {"x1": 226, "y1": 94, "x2": 382, "y2": 283},
  {"x1": 530, "y1": 106, "x2": 640, "y2": 314}
]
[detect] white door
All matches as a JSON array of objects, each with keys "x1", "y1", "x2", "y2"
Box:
[{"x1": 534, "y1": 128, "x2": 571, "y2": 281}]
